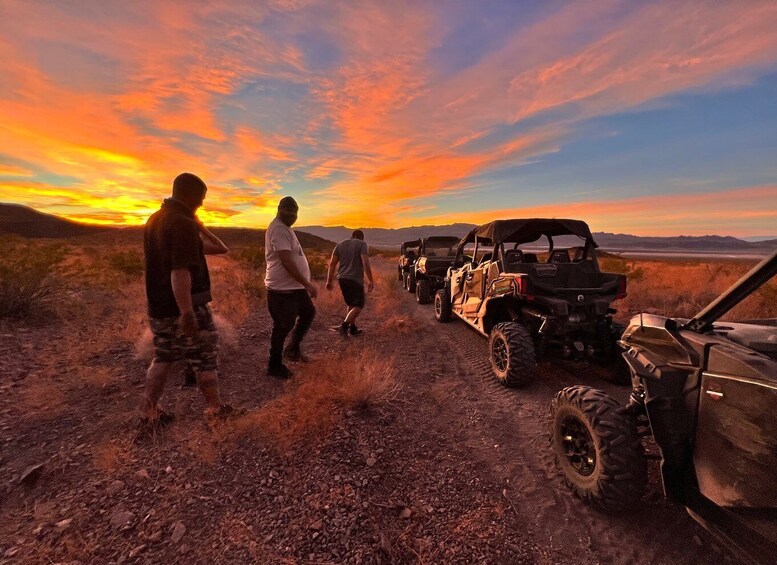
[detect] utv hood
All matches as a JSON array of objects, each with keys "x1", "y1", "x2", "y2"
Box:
[{"x1": 459, "y1": 218, "x2": 596, "y2": 247}]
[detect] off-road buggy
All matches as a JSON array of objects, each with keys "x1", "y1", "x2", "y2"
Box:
[
  {"x1": 397, "y1": 240, "x2": 419, "y2": 285},
  {"x1": 434, "y1": 219, "x2": 628, "y2": 387},
  {"x1": 402, "y1": 236, "x2": 461, "y2": 304},
  {"x1": 550, "y1": 250, "x2": 777, "y2": 565}
]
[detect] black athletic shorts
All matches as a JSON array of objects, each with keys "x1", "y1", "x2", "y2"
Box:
[{"x1": 338, "y1": 278, "x2": 365, "y2": 308}]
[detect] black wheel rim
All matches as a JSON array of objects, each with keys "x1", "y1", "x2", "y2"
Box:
[
  {"x1": 492, "y1": 335, "x2": 509, "y2": 373},
  {"x1": 560, "y1": 416, "x2": 596, "y2": 476}
]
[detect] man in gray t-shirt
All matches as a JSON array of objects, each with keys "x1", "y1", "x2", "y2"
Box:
[{"x1": 325, "y1": 230, "x2": 374, "y2": 337}]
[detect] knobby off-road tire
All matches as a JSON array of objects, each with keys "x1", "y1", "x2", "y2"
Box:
[
  {"x1": 550, "y1": 386, "x2": 647, "y2": 512},
  {"x1": 434, "y1": 288, "x2": 452, "y2": 322},
  {"x1": 416, "y1": 279, "x2": 432, "y2": 304},
  {"x1": 405, "y1": 270, "x2": 416, "y2": 293},
  {"x1": 488, "y1": 322, "x2": 536, "y2": 387},
  {"x1": 397, "y1": 269, "x2": 403, "y2": 282}
]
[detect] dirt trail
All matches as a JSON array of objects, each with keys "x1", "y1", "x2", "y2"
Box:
[
  {"x1": 0, "y1": 272, "x2": 735, "y2": 564},
  {"x1": 393, "y1": 289, "x2": 729, "y2": 564}
]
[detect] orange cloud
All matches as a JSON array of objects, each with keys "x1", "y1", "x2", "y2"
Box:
[{"x1": 1, "y1": 1, "x2": 776, "y2": 233}]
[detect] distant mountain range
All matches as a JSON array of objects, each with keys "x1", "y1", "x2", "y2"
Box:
[
  {"x1": 299, "y1": 223, "x2": 777, "y2": 254},
  {"x1": 1, "y1": 203, "x2": 775, "y2": 255}
]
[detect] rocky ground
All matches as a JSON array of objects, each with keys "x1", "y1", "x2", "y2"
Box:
[{"x1": 0, "y1": 267, "x2": 735, "y2": 564}]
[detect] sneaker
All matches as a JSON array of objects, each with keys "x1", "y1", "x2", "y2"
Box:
[
  {"x1": 283, "y1": 348, "x2": 310, "y2": 363},
  {"x1": 267, "y1": 363, "x2": 293, "y2": 379},
  {"x1": 349, "y1": 325, "x2": 363, "y2": 336}
]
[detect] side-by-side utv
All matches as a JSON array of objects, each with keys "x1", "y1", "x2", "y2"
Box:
[
  {"x1": 435, "y1": 219, "x2": 628, "y2": 386},
  {"x1": 397, "y1": 240, "x2": 420, "y2": 284},
  {"x1": 409, "y1": 236, "x2": 461, "y2": 304},
  {"x1": 550, "y1": 250, "x2": 777, "y2": 565}
]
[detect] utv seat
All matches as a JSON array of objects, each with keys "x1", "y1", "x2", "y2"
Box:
[
  {"x1": 504, "y1": 250, "x2": 524, "y2": 273},
  {"x1": 548, "y1": 250, "x2": 570, "y2": 264}
]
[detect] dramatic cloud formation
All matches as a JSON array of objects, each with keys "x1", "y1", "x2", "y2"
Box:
[{"x1": 1, "y1": 0, "x2": 776, "y2": 234}]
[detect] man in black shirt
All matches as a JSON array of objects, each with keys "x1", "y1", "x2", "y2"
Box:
[{"x1": 140, "y1": 172, "x2": 234, "y2": 435}]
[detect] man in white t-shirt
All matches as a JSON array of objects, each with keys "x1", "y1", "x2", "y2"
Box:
[{"x1": 264, "y1": 197, "x2": 318, "y2": 378}]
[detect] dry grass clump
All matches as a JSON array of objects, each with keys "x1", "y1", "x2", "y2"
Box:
[
  {"x1": 234, "y1": 351, "x2": 401, "y2": 451},
  {"x1": 0, "y1": 239, "x2": 69, "y2": 319},
  {"x1": 615, "y1": 258, "x2": 777, "y2": 320},
  {"x1": 373, "y1": 268, "x2": 404, "y2": 318}
]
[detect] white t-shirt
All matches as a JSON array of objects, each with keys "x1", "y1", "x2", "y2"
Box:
[{"x1": 264, "y1": 218, "x2": 311, "y2": 291}]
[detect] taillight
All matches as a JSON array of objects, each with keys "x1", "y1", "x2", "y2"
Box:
[
  {"x1": 616, "y1": 276, "x2": 627, "y2": 299},
  {"x1": 514, "y1": 275, "x2": 532, "y2": 295}
]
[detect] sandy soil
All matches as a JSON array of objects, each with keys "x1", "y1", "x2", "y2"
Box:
[{"x1": 0, "y1": 271, "x2": 734, "y2": 564}]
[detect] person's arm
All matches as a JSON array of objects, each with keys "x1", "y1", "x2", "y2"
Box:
[
  {"x1": 362, "y1": 253, "x2": 374, "y2": 292},
  {"x1": 171, "y1": 269, "x2": 197, "y2": 336},
  {"x1": 326, "y1": 249, "x2": 339, "y2": 290},
  {"x1": 198, "y1": 224, "x2": 229, "y2": 255},
  {"x1": 277, "y1": 250, "x2": 318, "y2": 299}
]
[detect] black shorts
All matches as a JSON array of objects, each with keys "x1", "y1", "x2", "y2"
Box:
[{"x1": 338, "y1": 278, "x2": 365, "y2": 308}]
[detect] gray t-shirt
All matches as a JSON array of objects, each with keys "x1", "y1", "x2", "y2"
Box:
[{"x1": 334, "y1": 238, "x2": 369, "y2": 282}]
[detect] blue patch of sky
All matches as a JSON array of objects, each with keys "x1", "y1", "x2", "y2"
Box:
[
  {"x1": 293, "y1": 32, "x2": 341, "y2": 71},
  {"x1": 426, "y1": 1, "x2": 561, "y2": 76},
  {"x1": 218, "y1": 77, "x2": 312, "y2": 137},
  {"x1": 427, "y1": 73, "x2": 777, "y2": 215}
]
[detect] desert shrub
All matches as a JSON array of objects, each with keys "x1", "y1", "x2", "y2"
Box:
[
  {"x1": 307, "y1": 253, "x2": 330, "y2": 279},
  {"x1": 0, "y1": 241, "x2": 69, "y2": 318},
  {"x1": 615, "y1": 258, "x2": 777, "y2": 320},
  {"x1": 106, "y1": 249, "x2": 144, "y2": 277},
  {"x1": 599, "y1": 255, "x2": 629, "y2": 274},
  {"x1": 234, "y1": 246, "x2": 265, "y2": 270},
  {"x1": 243, "y1": 272, "x2": 266, "y2": 301},
  {"x1": 234, "y1": 351, "x2": 401, "y2": 450}
]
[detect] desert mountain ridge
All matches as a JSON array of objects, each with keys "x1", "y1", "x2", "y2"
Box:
[
  {"x1": 1, "y1": 202, "x2": 775, "y2": 253},
  {"x1": 299, "y1": 225, "x2": 777, "y2": 252}
]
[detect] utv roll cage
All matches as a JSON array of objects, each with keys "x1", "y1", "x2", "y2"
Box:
[
  {"x1": 400, "y1": 239, "x2": 421, "y2": 256},
  {"x1": 420, "y1": 236, "x2": 460, "y2": 256},
  {"x1": 454, "y1": 218, "x2": 599, "y2": 270}
]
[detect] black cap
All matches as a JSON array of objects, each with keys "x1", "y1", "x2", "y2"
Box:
[
  {"x1": 278, "y1": 196, "x2": 299, "y2": 211},
  {"x1": 172, "y1": 172, "x2": 207, "y2": 199}
]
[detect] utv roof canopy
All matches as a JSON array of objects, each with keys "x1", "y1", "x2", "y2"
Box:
[
  {"x1": 459, "y1": 218, "x2": 597, "y2": 247},
  {"x1": 400, "y1": 239, "x2": 421, "y2": 251},
  {"x1": 423, "y1": 236, "x2": 461, "y2": 244}
]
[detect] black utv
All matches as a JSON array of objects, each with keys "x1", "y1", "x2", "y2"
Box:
[
  {"x1": 435, "y1": 219, "x2": 628, "y2": 386},
  {"x1": 406, "y1": 236, "x2": 461, "y2": 304},
  {"x1": 550, "y1": 250, "x2": 777, "y2": 565},
  {"x1": 397, "y1": 240, "x2": 419, "y2": 284}
]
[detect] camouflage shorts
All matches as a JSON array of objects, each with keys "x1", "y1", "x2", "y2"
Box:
[{"x1": 149, "y1": 304, "x2": 219, "y2": 371}]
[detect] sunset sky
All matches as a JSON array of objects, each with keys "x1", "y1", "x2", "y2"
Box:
[{"x1": 1, "y1": 1, "x2": 776, "y2": 236}]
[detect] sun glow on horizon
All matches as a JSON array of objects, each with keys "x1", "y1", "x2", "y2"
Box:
[{"x1": 2, "y1": 1, "x2": 777, "y2": 235}]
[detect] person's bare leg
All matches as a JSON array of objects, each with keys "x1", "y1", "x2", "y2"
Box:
[
  {"x1": 143, "y1": 359, "x2": 175, "y2": 418},
  {"x1": 344, "y1": 306, "x2": 362, "y2": 325},
  {"x1": 196, "y1": 370, "x2": 222, "y2": 412}
]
